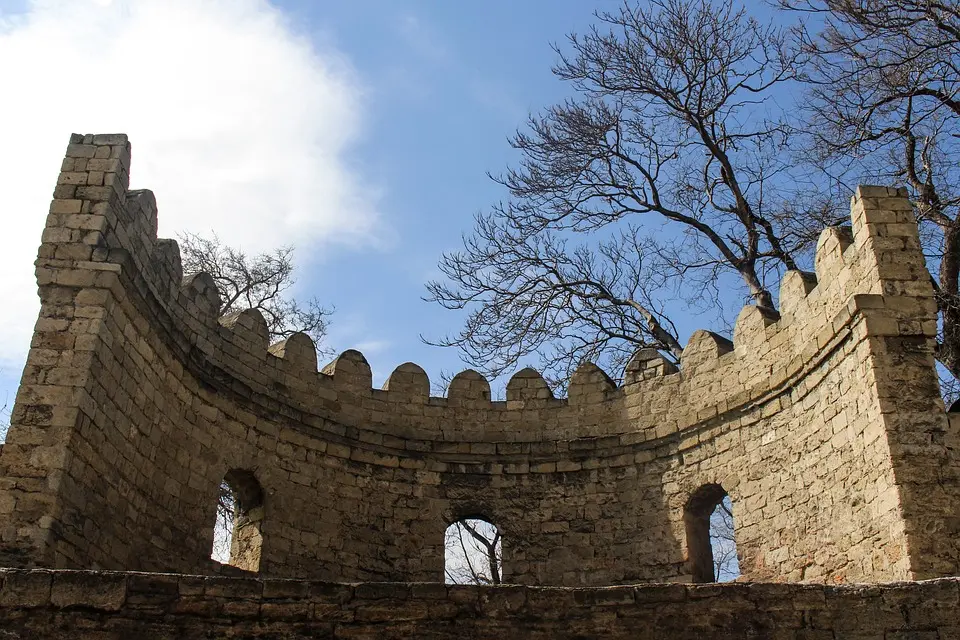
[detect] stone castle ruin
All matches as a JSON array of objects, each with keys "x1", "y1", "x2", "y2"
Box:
[{"x1": 1, "y1": 134, "x2": 960, "y2": 637}]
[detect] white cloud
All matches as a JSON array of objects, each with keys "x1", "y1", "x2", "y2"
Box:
[
  {"x1": 353, "y1": 339, "x2": 391, "y2": 356},
  {"x1": 0, "y1": 0, "x2": 377, "y2": 369}
]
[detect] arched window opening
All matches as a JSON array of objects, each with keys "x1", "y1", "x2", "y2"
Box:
[
  {"x1": 937, "y1": 360, "x2": 960, "y2": 409},
  {"x1": 210, "y1": 469, "x2": 263, "y2": 572},
  {"x1": 684, "y1": 484, "x2": 741, "y2": 583},
  {"x1": 444, "y1": 517, "x2": 502, "y2": 585}
]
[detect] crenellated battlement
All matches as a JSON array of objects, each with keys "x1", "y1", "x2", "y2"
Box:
[
  {"x1": 2, "y1": 134, "x2": 958, "y2": 590},
  {"x1": 37, "y1": 135, "x2": 929, "y2": 447}
]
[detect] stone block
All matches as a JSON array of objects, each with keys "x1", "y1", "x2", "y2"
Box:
[
  {"x1": 0, "y1": 571, "x2": 52, "y2": 607},
  {"x1": 50, "y1": 571, "x2": 125, "y2": 610}
]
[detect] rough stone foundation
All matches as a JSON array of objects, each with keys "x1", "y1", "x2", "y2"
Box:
[{"x1": 2, "y1": 569, "x2": 960, "y2": 639}]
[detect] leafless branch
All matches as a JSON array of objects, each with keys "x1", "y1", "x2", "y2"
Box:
[
  {"x1": 444, "y1": 519, "x2": 503, "y2": 585},
  {"x1": 427, "y1": 0, "x2": 822, "y2": 386},
  {"x1": 178, "y1": 232, "x2": 334, "y2": 357}
]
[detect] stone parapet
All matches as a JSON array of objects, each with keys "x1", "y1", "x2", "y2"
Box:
[{"x1": 1, "y1": 569, "x2": 959, "y2": 639}]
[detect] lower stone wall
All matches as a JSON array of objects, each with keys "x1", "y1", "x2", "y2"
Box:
[{"x1": 0, "y1": 569, "x2": 957, "y2": 639}]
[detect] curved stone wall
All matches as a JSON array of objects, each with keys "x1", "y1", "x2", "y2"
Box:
[{"x1": 1, "y1": 134, "x2": 959, "y2": 586}]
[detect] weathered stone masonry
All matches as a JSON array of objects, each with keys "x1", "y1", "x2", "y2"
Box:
[
  {"x1": 1, "y1": 134, "x2": 960, "y2": 637},
  {"x1": 2, "y1": 569, "x2": 960, "y2": 639}
]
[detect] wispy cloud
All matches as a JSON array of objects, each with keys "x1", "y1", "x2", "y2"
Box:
[
  {"x1": 467, "y1": 76, "x2": 528, "y2": 124},
  {"x1": 390, "y1": 11, "x2": 524, "y2": 123},
  {"x1": 354, "y1": 339, "x2": 391, "y2": 356},
  {"x1": 395, "y1": 14, "x2": 451, "y2": 66},
  {"x1": 323, "y1": 311, "x2": 392, "y2": 360},
  {"x1": 0, "y1": 0, "x2": 378, "y2": 368}
]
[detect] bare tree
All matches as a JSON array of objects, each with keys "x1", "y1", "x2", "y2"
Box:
[
  {"x1": 211, "y1": 480, "x2": 235, "y2": 564},
  {"x1": 787, "y1": 0, "x2": 960, "y2": 396},
  {"x1": 444, "y1": 519, "x2": 502, "y2": 585},
  {"x1": 179, "y1": 232, "x2": 334, "y2": 355},
  {"x1": 710, "y1": 496, "x2": 740, "y2": 581},
  {"x1": 426, "y1": 0, "x2": 826, "y2": 386}
]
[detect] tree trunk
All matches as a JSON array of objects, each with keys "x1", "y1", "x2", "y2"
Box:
[{"x1": 938, "y1": 220, "x2": 960, "y2": 379}]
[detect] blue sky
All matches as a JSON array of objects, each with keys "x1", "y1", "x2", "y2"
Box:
[
  {"x1": 281, "y1": 0, "x2": 629, "y2": 386},
  {"x1": 0, "y1": 0, "x2": 794, "y2": 415}
]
